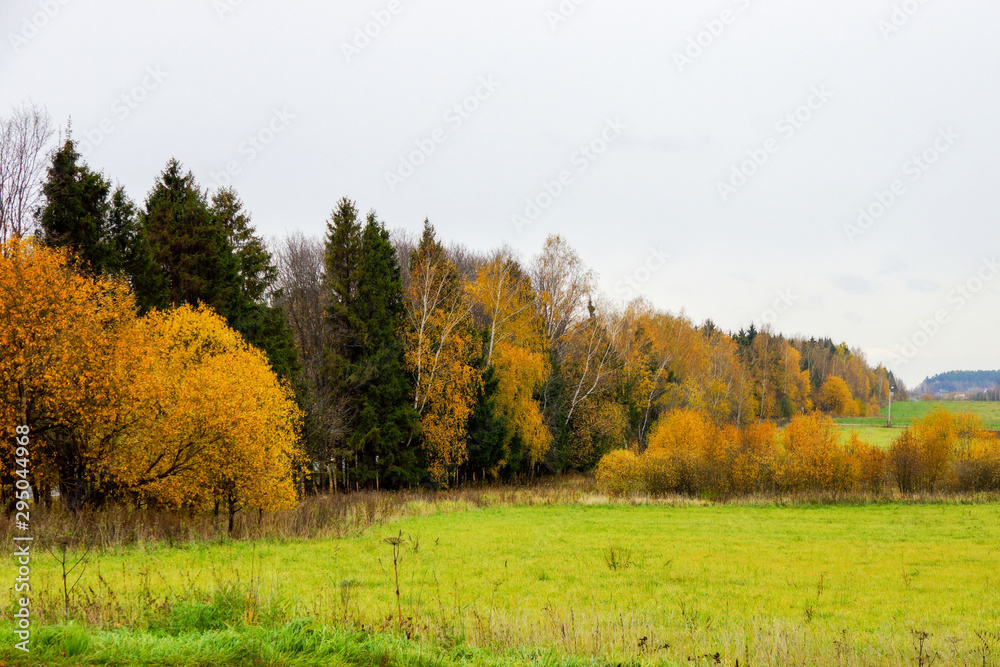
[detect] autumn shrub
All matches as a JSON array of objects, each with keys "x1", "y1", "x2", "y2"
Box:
[
  {"x1": 640, "y1": 448, "x2": 683, "y2": 495},
  {"x1": 953, "y1": 412, "x2": 991, "y2": 452},
  {"x1": 952, "y1": 432, "x2": 1000, "y2": 492},
  {"x1": 594, "y1": 449, "x2": 642, "y2": 496},
  {"x1": 914, "y1": 409, "x2": 956, "y2": 486},
  {"x1": 594, "y1": 406, "x2": 994, "y2": 499},
  {"x1": 645, "y1": 408, "x2": 719, "y2": 494},
  {"x1": 778, "y1": 413, "x2": 855, "y2": 492},
  {"x1": 597, "y1": 410, "x2": 877, "y2": 497},
  {"x1": 646, "y1": 408, "x2": 713, "y2": 454},
  {"x1": 599, "y1": 410, "x2": 778, "y2": 497},
  {"x1": 724, "y1": 422, "x2": 778, "y2": 495},
  {"x1": 889, "y1": 409, "x2": 956, "y2": 492},
  {"x1": 888, "y1": 429, "x2": 921, "y2": 493},
  {"x1": 845, "y1": 432, "x2": 888, "y2": 492},
  {"x1": 701, "y1": 424, "x2": 743, "y2": 494}
]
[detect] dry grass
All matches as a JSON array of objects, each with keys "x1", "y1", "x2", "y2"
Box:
[
  {"x1": 6, "y1": 474, "x2": 1000, "y2": 552},
  {"x1": 2, "y1": 475, "x2": 596, "y2": 549}
]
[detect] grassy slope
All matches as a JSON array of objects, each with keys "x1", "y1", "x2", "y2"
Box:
[
  {"x1": 835, "y1": 400, "x2": 1000, "y2": 429},
  {"x1": 4, "y1": 503, "x2": 1000, "y2": 665},
  {"x1": 835, "y1": 400, "x2": 1000, "y2": 449}
]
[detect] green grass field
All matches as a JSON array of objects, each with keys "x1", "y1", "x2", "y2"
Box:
[
  {"x1": 5, "y1": 501, "x2": 1000, "y2": 666},
  {"x1": 837, "y1": 425, "x2": 903, "y2": 449},
  {"x1": 834, "y1": 400, "x2": 1000, "y2": 450},
  {"x1": 835, "y1": 400, "x2": 1000, "y2": 429}
]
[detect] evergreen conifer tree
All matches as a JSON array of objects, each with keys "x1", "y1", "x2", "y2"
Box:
[{"x1": 323, "y1": 199, "x2": 420, "y2": 487}]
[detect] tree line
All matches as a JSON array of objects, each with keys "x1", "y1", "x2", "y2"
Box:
[
  {"x1": 1, "y1": 106, "x2": 911, "y2": 504},
  {"x1": 916, "y1": 370, "x2": 1000, "y2": 397}
]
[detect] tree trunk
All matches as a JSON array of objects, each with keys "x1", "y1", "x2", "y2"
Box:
[{"x1": 227, "y1": 495, "x2": 237, "y2": 535}]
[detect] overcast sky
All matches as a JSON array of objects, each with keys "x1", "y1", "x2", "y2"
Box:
[{"x1": 3, "y1": 0, "x2": 998, "y2": 389}]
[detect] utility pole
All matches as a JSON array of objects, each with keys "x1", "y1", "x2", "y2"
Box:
[{"x1": 887, "y1": 384, "x2": 894, "y2": 427}]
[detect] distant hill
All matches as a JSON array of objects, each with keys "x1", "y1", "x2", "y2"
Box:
[{"x1": 917, "y1": 370, "x2": 1000, "y2": 396}]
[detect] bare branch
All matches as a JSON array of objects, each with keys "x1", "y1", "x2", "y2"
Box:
[{"x1": 0, "y1": 103, "x2": 54, "y2": 241}]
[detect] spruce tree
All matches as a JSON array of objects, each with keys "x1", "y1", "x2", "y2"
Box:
[
  {"x1": 464, "y1": 361, "x2": 522, "y2": 480},
  {"x1": 212, "y1": 187, "x2": 275, "y2": 304},
  {"x1": 135, "y1": 161, "x2": 297, "y2": 377},
  {"x1": 350, "y1": 212, "x2": 421, "y2": 486},
  {"x1": 324, "y1": 197, "x2": 363, "y2": 363},
  {"x1": 38, "y1": 138, "x2": 108, "y2": 269},
  {"x1": 140, "y1": 159, "x2": 239, "y2": 313},
  {"x1": 107, "y1": 187, "x2": 163, "y2": 307},
  {"x1": 38, "y1": 138, "x2": 159, "y2": 298},
  {"x1": 210, "y1": 187, "x2": 298, "y2": 379},
  {"x1": 323, "y1": 200, "x2": 420, "y2": 487}
]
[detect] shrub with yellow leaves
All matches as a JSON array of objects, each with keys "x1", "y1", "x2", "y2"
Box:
[
  {"x1": 594, "y1": 448, "x2": 642, "y2": 496},
  {"x1": 778, "y1": 412, "x2": 853, "y2": 492},
  {"x1": 953, "y1": 431, "x2": 1000, "y2": 492}
]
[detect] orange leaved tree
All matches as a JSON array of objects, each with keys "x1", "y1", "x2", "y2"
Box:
[
  {"x1": 111, "y1": 305, "x2": 303, "y2": 529},
  {"x1": 0, "y1": 237, "x2": 136, "y2": 506},
  {"x1": 1, "y1": 239, "x2": 302, "y2": 521}
]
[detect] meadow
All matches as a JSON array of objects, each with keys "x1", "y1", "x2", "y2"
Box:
[{"x1": 4, "y1": 490, "x2": 1000, "y2": 666}]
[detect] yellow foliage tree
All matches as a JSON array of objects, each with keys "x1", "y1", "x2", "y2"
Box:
[
  {"x1": 626, "y1": 306, "x2": 704, "y2": 438},
  {"x1": 492, "y1": 342, "x2": 551, "y2": 468},
  {"x1": 404, "y1": 222, "x2": 481, "y2": 485},
  {"x1": 818, "y1": 376, "x2": 854, "y2": 416},
  {"x1": 466, "y1": 250, "x2": 552, "y2": 470},
  {"x1": 112, "y1": 305, "x2": 303, "y2": 524},
  {"x1": 645, "y1": 408, "x2": 721, "y2": 494},
  {"x1": 0, "y1": 238, "x2": 136, "y2": 504},
  {"x1": 1, "y1": 239, "x2": 302, "y2": 517},
  {"x1": 702, "y1": 329, "x2": 750, "y2": 424},
  {"x1": 780, "y1": 344, "x2": 814, "y2": 415}
]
